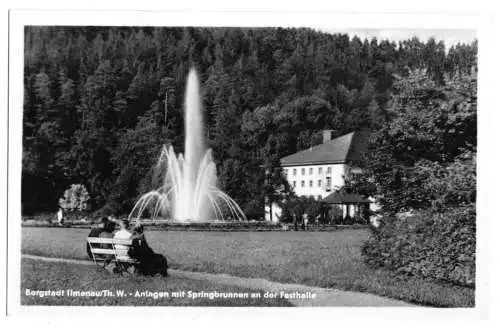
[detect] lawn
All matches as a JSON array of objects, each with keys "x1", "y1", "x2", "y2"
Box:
[
  {"x1": 21, "y1": 227, "x2": 475, "y2": 307},
  {"x1": 21, "y1": 258, "x2": 292, "y2": 306}
]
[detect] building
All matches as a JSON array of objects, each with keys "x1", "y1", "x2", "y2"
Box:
[{"x1": 264, "y1": 130, "x2": 374, "y2": 222}]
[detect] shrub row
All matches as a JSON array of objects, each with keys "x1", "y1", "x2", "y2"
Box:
[
  {"x1": 143, "y1": 221, "x2": 284, "y2": 231},
  {"x1": 21, "y1": 216, "x2": 286, "y2": 231},
  {"x1": 362, "y1": 206, "x2": 475, "y2": 287},
  {"x1": 22, "y1": 211, "x2": 99, "y2": 222}
]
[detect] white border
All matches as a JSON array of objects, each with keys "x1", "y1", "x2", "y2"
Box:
[
  {"x1": 5, "y1": 5, "x2": 497, "y2": 328},
  {"x1": 7, "y1": 10, "x2": 486, "y2": 29}
]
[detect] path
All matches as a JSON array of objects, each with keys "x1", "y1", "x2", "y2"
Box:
[{"x1": 22, "y1": 254, "x2": 414, "y2": 307}]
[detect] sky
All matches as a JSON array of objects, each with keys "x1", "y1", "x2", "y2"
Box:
[{"x1": 319, "y1": 28, "x2": 477, "y2": 50}]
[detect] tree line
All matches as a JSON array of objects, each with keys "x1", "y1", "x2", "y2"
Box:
[{"x1": 22, "y1": 26, "x2": 477, "y2": 217}]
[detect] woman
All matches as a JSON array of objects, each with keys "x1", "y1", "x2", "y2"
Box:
[
  {"x1": 113, "y1": 219, "x2": 133, "y2": 264},
  {"x1": 114, "y1": 219, "x2": 132, "y2": 241},
  {"x1": 128, "y1": 224, "x2": 168, "y2": 277},
  {"x1": 113, "y1": 219, "x2": 132, "y2": 250}
]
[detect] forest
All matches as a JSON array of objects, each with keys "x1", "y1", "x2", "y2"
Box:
[{"x1": 22, "y1": 26, "x2": 477, "y2": 218}]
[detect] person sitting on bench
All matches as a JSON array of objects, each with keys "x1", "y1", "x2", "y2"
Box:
[
  {"x1": 113, "y1": 219, "x2": 133, "y2": 264},
  {"x1": 100, "y1": 220, "x2": 117, "y2": 265},
  {"x1": 128, "y1": 224, "x2": 168, "y2": 277},
  {"x1": 86, "y1": 217, "x2": 108, "y2": 259},
  {"x1": 114, "y1": 219, "x2": 132, "y2": 241},
  {"x1": 101, "y1": 220, "x2": 116, "y2": 239}
]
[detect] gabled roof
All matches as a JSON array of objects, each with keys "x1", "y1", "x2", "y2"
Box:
[
  {"x1": 321, "y1": 192, "x2": 371, "y2": 204},
  {"x1": 280, "y1": 131, "x2": 370, "y2": 166}
]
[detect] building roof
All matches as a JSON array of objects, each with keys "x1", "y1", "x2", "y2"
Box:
[
  {"x1": 321, "y1": 192, "x2": 371, "y2": 204},
  {"x1": 280, "y1": 130, "x2": 370, "y2": 167}
]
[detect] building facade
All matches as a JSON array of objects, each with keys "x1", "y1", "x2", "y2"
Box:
[
  {"x1": 283, "y1": 163, "x2": 348, "y2": 199},
  {"x1": 265, "y1": 130, "x2": 371, "y2": 222}
]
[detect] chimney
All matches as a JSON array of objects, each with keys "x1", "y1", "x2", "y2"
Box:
[{"x1": 322, "y1": 130, "x2": 335, "y2": 144}]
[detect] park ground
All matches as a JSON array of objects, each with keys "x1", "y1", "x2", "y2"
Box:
[
  {"x1": 21, "y1": 258, "x2": 292, "y2": 306},
  {"x1": 21, "y1": 227, "x2": 475, "y2": 307}
]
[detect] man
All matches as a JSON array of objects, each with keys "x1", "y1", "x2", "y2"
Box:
[{"x1": 86, "y1": 217, "x2": 108, "y2": 259}]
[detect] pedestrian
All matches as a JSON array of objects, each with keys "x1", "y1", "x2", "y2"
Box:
[
  {"x1": 56, "y1": 208, "x2": 64, "y2": 226},
  {"x1": 303, "y1": 213, "x2": 308, "y2": 231}
]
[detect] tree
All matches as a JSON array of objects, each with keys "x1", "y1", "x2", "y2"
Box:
[
  {"x1": 347, "y1": 69, "x2": 476, "y2": 214},
  {"x1": 21, "y1": 26, "x2": 477, "y2": 215},
  {"x1": 281, "y1": 195, "x2": 322, "y2": 223},
  {"x1": 109, "y1": 108, "x2": 163, "y2": 212},
  {"x1": 59, "y1": 184, "x2": 91, "y2": 212}
]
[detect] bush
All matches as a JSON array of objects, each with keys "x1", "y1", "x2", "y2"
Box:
[
  {"x1": 328, "y1": 206, "x2": 343, "y2": 224},
  {"x1": 140, "y1": 221, "x2": 284, "y2": 231},
  {"x1": 22, "y1": 212, "x2": 55, "y2": 222},
  {"x1": 243, "y1": 200, "x2": 265, "y2": 221},
  {"x1": 92, "y1": 204, "x2": 118, "y2": 218},
  {"x1": 362, "y1": 205, "x2": 475, "y2": 287},
  {"x1": 282, "y1": 195, "x2": 322, "y2": 222}
]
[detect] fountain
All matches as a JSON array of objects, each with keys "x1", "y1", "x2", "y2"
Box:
[{"x1": 128, "y1": 69, "x2": 246, "y2": 222}]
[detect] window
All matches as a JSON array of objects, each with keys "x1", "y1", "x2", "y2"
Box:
[
  {"x1": 327, "y1": 167, "x2": 332, "y2": 174},
  {"x1": 301, "y1": 180, "x2": 305, "y2": 187},
  {"x1": 318, "y1": 180, "x2": 322, "y2": 187},
  {"x1": 318, "y1": 167, "x2": 323, "y2": 174},
  {"x1": 293, "y1": 168, "x2": 297, "y2": 176},
  {"x1": 293, "y1": 181, "x2": 296, "y2": 188},
  {"x1": 301, "y1": 168, "x2": 305, "y2": 175},
  {"x1": 284, "y1": 169, "x2": 288, "y2": 177},
  {"x1": 309, "y1": 167, "x2": 313, "y2": 175},
  {"x1": 326, "y1": 177, "x2": 332, "y2": 191},
  {"x1": 309, "y1": 180, "x2": 313, "y2": 187}
]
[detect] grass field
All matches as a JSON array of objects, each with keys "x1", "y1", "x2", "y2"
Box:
[
  {"x1": 21, "y1": 227, "x2": 475, "y2": 307},
  {"x1": 21, "y1": 258, "x2": 292, "y2": 306}
]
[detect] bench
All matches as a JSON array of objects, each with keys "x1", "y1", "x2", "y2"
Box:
[{"x1": 87, "y1": 237, "x2": 139, "y2": 272}]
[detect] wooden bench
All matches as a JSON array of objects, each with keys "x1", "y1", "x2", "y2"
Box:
[{"x1": 87, "y1": 237, "x2": 139, "y2": 272}]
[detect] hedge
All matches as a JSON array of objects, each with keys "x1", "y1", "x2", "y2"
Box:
[
  {"x1": 362, "y1": 206, "x2": 475, "y2": 287},
  {"x1": 21, "y1": 216, "x2": 287, "y2": 231}
]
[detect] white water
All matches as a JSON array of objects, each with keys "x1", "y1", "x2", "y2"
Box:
[{"x1": 129, "y1": 69, "x2": 246, "y2": 222}]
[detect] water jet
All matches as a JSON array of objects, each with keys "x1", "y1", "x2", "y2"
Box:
[{"x1": 129, "y1": 69, "x2": 246, "y2": 222}]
